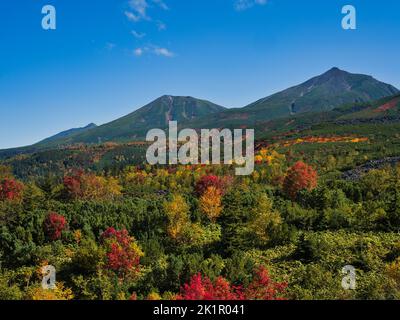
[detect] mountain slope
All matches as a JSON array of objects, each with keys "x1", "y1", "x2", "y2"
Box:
[
  {"x1": 4, "y1": 95, "x2": 400, "y2": 179},
  {"x1": 187, "y1": 68, "x2": 399, "y2": 130},
  {"x1": 47, "y1": 95, "x2": 226, "y2": 145},
  {"x1": 253, "y1": 94, "x2": 400, "y2": 140},
  {"x1": 2, "y1": 68, "x2": 398, "y2": 152},
  {"x1": 38, "y1": 123, "x2": 97, "y2": 144},
  {"x1": 244, "y1": 67, "x2": 399, "y2": 118}
]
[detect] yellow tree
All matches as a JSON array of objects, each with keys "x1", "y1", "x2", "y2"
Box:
[
  {"x1": 164, "y1": 194, "x2": 191, "y2": 242},
  {"x1": 199, "y1": 186, "x2": 223, "y2": 222},
  {"x1": 248, "y1": 194, "x2": 282, "y2": 244}
]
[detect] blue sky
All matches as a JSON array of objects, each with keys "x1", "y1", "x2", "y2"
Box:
[{"x1": 0, "y1": 0, "x2": 399, "y2": 149}]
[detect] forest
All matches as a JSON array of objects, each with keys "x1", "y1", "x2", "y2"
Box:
[{"x1": 1, "y1": 137, "x2": 400, "y2": 300}]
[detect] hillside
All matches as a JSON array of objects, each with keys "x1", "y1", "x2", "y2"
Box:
[
  {"x1": 38, "y1": 123, "x2": 98, "y2": 144},
  {"x1": 244, "y1": 67, "x2": 399, "y2": 117},
  {"x1": 41, "y1": 95, "x2": 226, "y2": 145},
  {"x1": 254, "y1": 94, "x2": 400, "y2": 139},
  {"x1": 179, "y1": 68, "x2": 399, "y2": 130},
  {"x1": 3, "y1": 94, "x2": 400, "y2": 179}
]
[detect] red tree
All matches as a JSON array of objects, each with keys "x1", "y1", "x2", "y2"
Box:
[
  {"x1": 177, "y1": 274, "x2": 244, "y2": 300},
  {"x1": 101, "y1": 227, "x2": 143, "y2": 277},
  {"x1": 43, "y1": 212, "x2": 68, "y2": 241},
  {"x1": 244, "y1": 266, "x2": 287, "y2": 300},
  {"x1": 195, "y1": 175, "x2": 231, "y2": 196},
  {"x1": 0, "y1": 178, "x2": 24, "y2": 201},
  {"x1": 63, "y1": 170, "x2": 84, "y2": 199},
  {"x1": 177, "y1": 266, "x2": 286, "y2": 300},
  {"x1": 283, "y1": 161, "x2": 318, "y2": 200}
]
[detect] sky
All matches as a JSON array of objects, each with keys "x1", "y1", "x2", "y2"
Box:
[{"x1": 0, "y1": 0, "x2": 399, "y2": 149}]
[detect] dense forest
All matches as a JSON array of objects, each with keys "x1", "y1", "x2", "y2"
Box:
[{"x1": 1, "y1": 137, "x2": 400, "y2": 300}]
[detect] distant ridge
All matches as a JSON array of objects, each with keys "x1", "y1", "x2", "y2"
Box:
[
  {"x1": 38, "y1": 123, "x2": 98, "y2": 144},
  {"x1": 37, "y1": 96, "x2": 226, "y2": 145}
]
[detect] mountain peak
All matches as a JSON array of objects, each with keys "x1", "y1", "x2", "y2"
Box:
[
  {"x1": 159, "y1": 95, "x2": 196, "y2": 101},
  {"x1": 327, "y1": 67, "x2": 341, "y2": 72},
  {"x1": 38, "y1": 123, "x2": 98, "y2": 145},
  {"x1": 319, "y1": 67, "x2": 350, "y2": 80},
  {"x1": 84, "y1": 123, "x2": 97, "y2": 129},
  {"x1": 244, "y1": 68, "x2": 399, "y2": 117}
]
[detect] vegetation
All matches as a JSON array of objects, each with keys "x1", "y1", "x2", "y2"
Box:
[
  {"x1": 1, "y1": 71, "x2": 400, "y2": 300},
  {"x1": 1, "y1": 136, "x2": 400, "y2": 300}
]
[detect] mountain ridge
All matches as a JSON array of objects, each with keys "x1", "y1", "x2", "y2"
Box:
[
  {"x1": 36, "y1": 95, "x2": 227, "y2": 146},
  {"x1": 3, "y1": 68, "x2": 400, "y2": 151},
  {"x1": 244, "y1": 67, "x2": 399, "y2": 116},
  {"x1": 38, "y1": 123, "x2": 98, "y2": 145}
]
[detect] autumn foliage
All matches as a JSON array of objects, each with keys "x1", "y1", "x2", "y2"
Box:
[
  {"x1": 244, "y1": 266, "x2": 287, "y2": 300},
  {"x1": 195, "y1": 175, "x2": 230, "y2": 196},
  {"x1": 283, "y1": 161, "x2": 318, "y2": 199},
  {"x1": 199, "y1": 186, "x2": 223, "y2": 222},
  {"x1": 0, "y1": 178, "x2": 24, "y2": 202},
  {"x1": 26, "y1": 283, "x2": 74, "y2": 300},
  {"x1": 164, "y1": 194, "x2": 191, "y2": 242},
  {"x1": 63, "y1": 170, "x2": 121, "y2": 200},
  {"x1": 177, "y1": 266, "x2": 286, "y2": 300},
  {"x1": 177, "y1": 274, "x2": 244, "y2": 300},
  {"x1": 43, "y1": 212, "x2": 68, "y2": 241},
  {"x1": 101, "y1": 227, "x2": 143, "y2": 278}
]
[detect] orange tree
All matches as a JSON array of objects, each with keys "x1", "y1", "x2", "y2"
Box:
[{"x1": 283, "y1": 161, "x2": 318, "y2": 200}]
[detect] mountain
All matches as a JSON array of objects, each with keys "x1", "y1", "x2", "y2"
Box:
[
  {"x1": 188, "y1": 68, "x2": 399, "y2": 129},
  {"x1": 2, "y1": 68, "x2": 398, "y2": 152},
  {"x1": 38, "y1": 123, "x2": 97, "y2": 144},
  {"x1": 5, "y1": 94, "x2": 400, "y2": 179},
  {"x1": 42, "y1": 95, "x2": 226, "y2": 145},
  {"x1": 244, "y1": 67, "x2": 399, "y2": 118},
  {"x1": 252, "y1": 93, "x2": 400, "y2": 139}
]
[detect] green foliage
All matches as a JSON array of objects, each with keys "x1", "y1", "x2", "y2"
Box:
[{"x1": 2, "y1": 142, "x2": 400, "y2": 300}]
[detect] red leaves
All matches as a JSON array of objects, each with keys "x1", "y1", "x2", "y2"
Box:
[
  {"x1": 195, "y1": 175, "x2": 231, "y2": 196},
  {"x1": 244, "y1": 266, "x2": 287, "y2": 300},
  {"x1": 43, "y1": 212, "x2": 67, "y2": 241},
  {"x1": 101, "y1": 227, "x2": 143, "y2": 277},
  {"x1": 283, "y1": 161, "x2": 318, "y2": 200},
  {"x1": 177, "y1": 266, "x2": 286, "y2": 300},
  {"x1": 177, "y1": 273, "x2": 244, "y2": 300},
  {"x1": 63, "y1": 170, "x2": 84, "y2": 199},
  {"x1": 0, "y1": 178, "x2": 24, "y2": 202},
  {"x1": 63, "y1": 170, "x2": 121, "y2": 200}
]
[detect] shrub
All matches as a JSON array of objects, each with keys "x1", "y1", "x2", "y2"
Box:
[
  {"x1": 0, "y1": 178, "x2": 24, "y2": 202},
  {"x1": 283, "y1": 161, "x2": 318, "y2": 200},
  {"x1": 177, "y1": 266, "x2": 286, "y2": 300},
  {"x1": 195, "y1": 175, "x2": 231, "y2": 196},
  {"x1": 101, "y1": 227, "x2": 143, "y2": 278},
  {"x1": 43, "y1": 212, "x2": 68, "y2": 241}
]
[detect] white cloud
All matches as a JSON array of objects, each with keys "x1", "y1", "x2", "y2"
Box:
[
  {"x1": 152, "y1": 0, "x2": 169, "y2": 10},
  {"x1": 133, "y1": 46, "x2": 174, "y2": 58},
  {"x1": 153, "y1": 47, "x2": 174, "y2": 57},
  {"x1": 125, "y1": 10, "x2": 140, "y2": 22},
  {"x1": 125, "y1": 0, "x2": 168, "y2": 22},
  {"x1": 234, "y1": 0, "x2": 267, "y2": 11},
  {"x1": 134, "y1": 48, "x2": 144, "y2": 56},
  {"x1": 128, "y1": 0, "x2": 149, "y2": 20},
  {"x1": 131, "y1": 30, "x2": 146, "y2": 38},
  {"x1": 126, "y1": 1, "x2": 173, "y2": 59}
]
